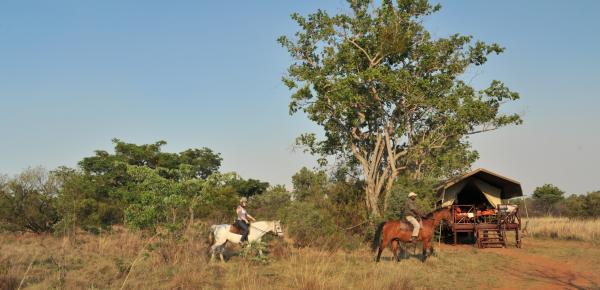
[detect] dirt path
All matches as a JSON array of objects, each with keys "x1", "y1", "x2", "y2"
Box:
[
  {"x1": 488, "y1": 247, "x2": 599, "y2": 290},
  {"x1": 454, "y1": 237, "x2": 600, "y2": 289}
]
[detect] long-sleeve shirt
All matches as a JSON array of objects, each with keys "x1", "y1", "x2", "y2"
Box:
[{"x1": 405, "y1": 198, "x2": 422, "y2": 217}]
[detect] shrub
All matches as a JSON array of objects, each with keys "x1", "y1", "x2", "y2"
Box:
[
  {"x1": 239, "y1": 241, "x2": 270, "y2": 264},
  {"x1": 279, "y1": 201, "x2": 361, "y2": 250},
  {"x1": 0, "y1": 167, "x2": 60, "y2": 233},
  {"x1": 248, "y1": 185, "x2": 291, "y2": 220}
]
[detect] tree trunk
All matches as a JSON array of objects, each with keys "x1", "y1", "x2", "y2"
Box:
[{"x1": 365, "y1": 184, "x2": 381, "y2": 219}]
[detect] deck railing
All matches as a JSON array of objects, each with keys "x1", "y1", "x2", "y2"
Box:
[{"x1": 452, "y1": 204, "x2": 520, "y2": 226}]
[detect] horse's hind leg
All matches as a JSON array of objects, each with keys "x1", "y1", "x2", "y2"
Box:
[
  {"x1": 391, "y1": 239, "x2": 401, "y2": 262},
  {"x1": 209, "y1": 243, "x2": 220, "y2": 262},
  {"x1": 376, "y1": 245, "x2": 383, "y2": 262},
  {"x1": 400, "y1": 243, "x2": 406, "y2": 260},
  {"x1": 375, "y1": 239, "x2": 385, "y2": 263}
]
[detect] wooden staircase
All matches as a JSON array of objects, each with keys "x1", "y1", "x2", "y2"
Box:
[{"x1": 476, "y1": 225, "x2": 506, "y2": 248}]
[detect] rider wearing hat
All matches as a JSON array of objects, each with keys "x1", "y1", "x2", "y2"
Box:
[
  {"x1": 236, "y1": 197, "x2": 255, "y2": 243},
  {"x1": 405, "y1": 192, "x2": 423, "y2": 243}
]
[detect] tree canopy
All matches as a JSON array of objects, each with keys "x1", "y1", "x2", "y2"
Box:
[
  {"x1": 533, "y1": 184, "x2": 565, "y2": 215},
  {"x1": 279, "y1": 0, "x2": 522, "y2": 217}
]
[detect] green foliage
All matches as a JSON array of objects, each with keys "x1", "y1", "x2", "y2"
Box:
[
  {"x1": 562, "y1": 191, "x2": 600, "y2": 218},
  {"x1": 281, "y1": 201, "x2": 363, "y2": 251},
  {"x1": 0, "y1": 167, "x2": 60, "y2": 233},
  {"x1": 280, "y1": 201, "x2": 337, "y2": 247},
  {"x1": 532, "y1": 184, "x2": 565, "y2": 215},
  {"x1": 53, "y1": 166, "x2": 123, "y2": 233},
  {"x1": 191, "y1": 173, "x2": 240, "y2": 222},
  {"x1": 228, "y1": 178, "x2": 269, "y2": 198},
  {"x1": 291, "y1": 167, "x2": 328, "y2": 201},
  {"x1": 239, "y1": 241, "x2": 270, "y2": 265},
  {"x1": 385, "y1": 175, "x2": 438, "y2": 220},
  {"x1": 248, "y1": 185, "x2": 292, "y2": 220},
  {"x1": 279, "y1": 0, "x2": 521, "y2": 217},
  {"x1": 10, "y1": 139, "x2": 268, "y2": 234},
  {"x1": 49, "y1": 140, "x2": 273, "y2": 232},
  {"x1": 81, "y1": 139, "x2": 222, "y2": 180}
]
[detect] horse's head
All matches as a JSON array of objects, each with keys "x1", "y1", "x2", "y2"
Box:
[{"x1": 434, "y1": 206, "x2": 453, "y2": 225}]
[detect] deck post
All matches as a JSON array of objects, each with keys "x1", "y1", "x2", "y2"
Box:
[
  {"x1": 453, "y1": 230, "x2": 457, "y2": 245},
  {"x1": 438, "y1": 188, "x2": 446, "y2": 246}
]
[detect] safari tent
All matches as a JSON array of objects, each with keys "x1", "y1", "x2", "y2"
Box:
[
  {"x1": 438, "y1": 168, "x2": 523, "y2": 208},
  {"x1": 436, "y1": 168, "x2": 524, "y2": 248}
]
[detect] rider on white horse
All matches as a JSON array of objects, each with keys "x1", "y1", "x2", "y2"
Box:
[{"x1": 236, "y1": 197, "x2": 255, "y2": 244}]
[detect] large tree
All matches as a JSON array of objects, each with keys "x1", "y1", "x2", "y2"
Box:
[
  {"x1": 279, "y1": 0, "x2": 522, "y2": 218},
  {"x1": 532, "y1": 184, "x2": 565, "y2": 215}
]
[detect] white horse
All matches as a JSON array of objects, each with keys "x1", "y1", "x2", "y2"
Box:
[{"x1": 208, "y1": 220, "x2": 283, "y2": 262}]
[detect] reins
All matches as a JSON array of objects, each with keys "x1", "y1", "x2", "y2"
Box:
[{"x1": 249, "y1": 222, "x2": 281, "y2": 236}]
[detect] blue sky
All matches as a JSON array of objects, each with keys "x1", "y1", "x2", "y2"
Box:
[{"x1": 1, "y1": 1, "x2": 598, "y2": 195}]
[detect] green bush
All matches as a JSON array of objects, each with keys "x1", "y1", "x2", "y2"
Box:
[
  {"x1": 279, "y1": 201, "x2": 361, "y2": 250},
  {"x1": 248, "y1": 185, "x2": 291, "y2": 220},
  {"x1": 0, "y1": 167, "x2": 60, "y2": 233}
]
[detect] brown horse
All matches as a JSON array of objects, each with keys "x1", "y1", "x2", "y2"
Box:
[{"x1": 371, "y1": 207, "x2": 452, "y2": 262}]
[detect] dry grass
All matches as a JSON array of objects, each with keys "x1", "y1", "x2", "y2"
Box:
[
  {"x1": 523, "y1": 217, "x2": 600, "y2": 243},
  {"x1": 1, "y1": 223, "x2": 599, "y2": 290}
]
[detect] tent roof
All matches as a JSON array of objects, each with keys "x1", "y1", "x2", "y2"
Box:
[{"x1": 436, "y1": 168, "x2": 523, "y2": 200}]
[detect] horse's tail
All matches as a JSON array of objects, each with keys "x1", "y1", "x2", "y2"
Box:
[
  {"x1": 208, "y1": 225, "x2": 216, "y2": 246},
  {"x1": 371, "y1": 222, "x2": 386, "y2": 252}
]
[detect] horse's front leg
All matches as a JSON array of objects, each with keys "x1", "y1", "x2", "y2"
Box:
[
  {"x1": 256, "y1": 238, "x2": 264, "y2": 256},
  {"x1": 421, "y1": 240, "x2": 430, "y2": 262},
  {"x1": 219, "y1": 245, "x2": 226, "y2": 263}
]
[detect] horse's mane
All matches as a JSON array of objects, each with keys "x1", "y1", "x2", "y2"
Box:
[{"x1": 423, "y1": 207, "x2": 447, "y2": 220}]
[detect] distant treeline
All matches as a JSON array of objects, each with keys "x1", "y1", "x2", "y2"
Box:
[
  {"x1": 513, "y1": 184, "x2": 600, "y2": 218},
  {"x1": 1, "y1": 139, "x2": 598, "y2": 250},
  {"x1": 0, "y1": 139, "x2": 443, "y2": 249}
]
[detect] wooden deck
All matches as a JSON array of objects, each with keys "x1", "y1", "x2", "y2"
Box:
[{"x1": 450, "y1": 205, "x2": 521, "y2": 248}]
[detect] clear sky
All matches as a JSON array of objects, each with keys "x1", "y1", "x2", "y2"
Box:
[{"x1": 1, "y1": 1, "x2": 598, "y2": 195}]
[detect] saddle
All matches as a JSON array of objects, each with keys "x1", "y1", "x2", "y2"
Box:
[
  {"x1": 401, "y1": 219, "x2": 424, "y2": 231},
  {"x1": 229, "y1": 223, "x2": 244, "y2": 235}
]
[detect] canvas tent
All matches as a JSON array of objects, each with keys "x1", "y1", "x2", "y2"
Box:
[{"x1": 437, "y1": 168, "x2": 523, "y2": 207}]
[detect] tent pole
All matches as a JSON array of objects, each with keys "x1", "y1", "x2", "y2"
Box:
[
  {"x1": 438, "y1": 187, "x2": 446, "y2": 246},
  {"x1": 523, "y1": 196, "x2": 530, "y2": 219}
]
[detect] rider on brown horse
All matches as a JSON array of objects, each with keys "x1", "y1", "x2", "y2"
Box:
[{"x1": 405, "y1": 192, "x2": 423, "y2": 243}]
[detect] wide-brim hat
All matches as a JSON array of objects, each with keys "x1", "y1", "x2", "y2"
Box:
[{"x1": 408, "y1": 192, "x2": 417, "y2": 198}]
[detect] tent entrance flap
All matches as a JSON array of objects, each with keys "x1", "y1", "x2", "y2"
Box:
[
  {"x1": 441, "y1": 180, "x2": 467, "y2": 207},
  {"x1": 472, "y1": 178, "x2": 501, "y2": 207}
]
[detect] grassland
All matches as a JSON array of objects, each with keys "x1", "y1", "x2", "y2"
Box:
[
  {"x1": 523, "y1": 217, "x2": 600, "y2": 243},
  {"x1": 1, "y1": 218, "x2": 600, "y2": 290}
]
